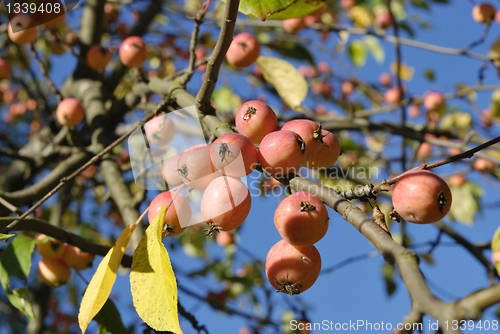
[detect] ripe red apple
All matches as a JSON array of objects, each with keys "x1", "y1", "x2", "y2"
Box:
[
  {"x1": 104, "y1": 3, "x2": 120, "y2": 23},
  {"x1": 201, "y1": 176, "x2": 251, "y2": 232},
  {"x1": 148, "y1": 191, "x2": 192, "y2": 236},
  {"x1": 65, "y1": 31, "x2": 79, "y2": 46},
  {"x1": 283, "y1": 18, "x2": 306, "y2": 34},
  {"x1": 472, "y1": 3, "x2": 496, "y2": 23},
  {"x1": 317, "y1": 61, "x2": 330, "y2": 73},
  {"x1": 235, "y1": 100, "x2": 278, "y2": 144},
  {"x1": 178, "y1": 144, "x2": 222, "y2": 189},
  {"x1": 265, "y1": 239, "x2": 321, "y2": 295},
  {"x1": 423, "y1": 91, "x2": 444, "y2": 111},
  {"x1": 36, "y1": 234, "x2": 66, "y2": 259},
  {"x1": 341, "y1": 80, "x2": 356, "y2": 97},
  {"x1": 492, "y1": 250, "x2": 500, "y2": 263},
  {"x1": 481, "y1": 109, "x2": 493, "y2": 127},
  {"x1": 311, "y1": 82, "x2": 332, "y2": 97},
  {"x1": 416, "y1": 142, "x2": 432, "y2": 159},
  {"x1": 119, "y1": 36, "x2": 148, "y2": 68},
  {"x1": 162, "y1": 154, "x2": 184, "y2": 188},
  {"x1": 473, "y1": 157, "x2": 495, "y2": 173},
  {"x1": 62, "y1": 245, "x2": 95, "y2": 270},
  {"x1": 144, "y1": 114, "x2": 176, "y2": 147},
  {"x1": 384, "y1": 87, "x2": 402, "y2": 104},
  {"x1": 26, "y1": 98, "x2": 37, "y2": 111},
  {"x1": 298, "y1": 65, "x2": 317, "y2": 78},
  {"x1": 340, "y1": 0, "x2": 356, "y2": 10},
  {"x1": 226, "y1": 33, "x2": 261, "y2": 68},
  {"x1": 216, "y1": 231, "x2": 235, "y2": 247},
  {"x1": 448, "y1": 174, "x2": 466, "y2": 188},
  {"x1": 374, "y1": 12, "x2": 393, "y2": 29},
  {"x1": 304, "y1": 6, "x2": 328, "y2": 26},
  {"x1": 303, "y1": 130, "x2": 341, "y2": 169},
  {"x1": 56, "y1": 98, "x2": 85, "y2": 126},
  {"x1": 8, "y1": 14, "x2": 37, "y2": 45},
  {"x1": 392, "y1": 170, "x2": 452, "y2": 224},
  {"x1": 379, "y1": 72, "x2": 392, "y2": 86},
  {"x1": 38, "y1": 258, "x2": 71, "y2": 287},
  {"x1": 408, "y1": 104, "x2": 420, "y2": 118},
  {"x1": 280, "y1": 119, "x2": 325, "y2": 159},
  {"x1": 86, "y1": 45, "x2": 112, "y2": 70},
  {"x1": 495, "y1": 10, "x2": 500, "y2": 24},
  {"x1": 258, "y1": 130, "x2": 307, "y2": 175},
  {"x1": 0, "y1": 59, "x2": 11, "y2": 80},
  {"x1": 211, "y1": 133, "x2": 258, "y2": 177},
  {"x1": 274, "y1": 191, "x2": 329, "y2": 247}
]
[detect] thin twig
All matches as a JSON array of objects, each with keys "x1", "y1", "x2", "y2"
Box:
[
  {"x1": 373, "y1": 135, "x2": 500, "y2": 192},
  {"x1": 29, "y1": 44, "x2": 63, "y2": 103},
  {"x1": 0, "y1": 110, "x2": 160, "y2": 235},
  {"x1": 179, "y1": 1, "x2": 211, "y2": 87},
  {"x1": 0, "y1": 197, "x2": 22, "y2": 215}
]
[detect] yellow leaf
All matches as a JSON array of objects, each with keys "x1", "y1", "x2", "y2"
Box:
[
  {"x1": 256, "y1": 57, "x2": 307, "y2": 113},
  {"x1": 78, "y1": 223, "x2": 139, "y2": 333},
  {"x1": 347, "y1": 6, "x2": 372, "y2": 28},
  {"x1": 130, "y1": 205, "x2": 182, "y2": 333},
  {"x1": 390, "y1": 61, "x2": 414, "y2": 81}
]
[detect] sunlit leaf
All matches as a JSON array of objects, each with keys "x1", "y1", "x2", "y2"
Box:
[
  {"x1": 0, "y1": 234, "x2": 15, "y2": 241},
  {"x1": 78, "y1": 223, "x2": 139, "y2": 333},
  {"x1": 449, "y1": 181, "x2": 483, "y2": 225},
  {"x1": 223, "y1": 0, "x2": 297, "y2": 20},
  {"x1": 348, "y1": 6, "x2": 372, "y2": 27},
  {"x1": 489, "y1": 37, "x2": 500, "y2": 68},
  {"x1": 348, "y1": 40, "x2": 367, "y2": 68},
  {"x1": 490, "y1": 88, "x2": 500, "y2": 118},
  {"x1": 0, "y1": 234, "x2": 36, "y2": 320},
  {"x1": 256, "y1": 57, "x2": 307, "y2": 113},
  {"x1": 363, "y1": 35, "x2": 385, "y2": 64},
  {"x1": 390, "y1": 61, "x2": 414, "y2": 81},
  {"x1": 267, "y1": 0, "x2": 326, "y2": 20},
  {"x1": 130, "y1": 205, "x2": 182, "y2": 333}
]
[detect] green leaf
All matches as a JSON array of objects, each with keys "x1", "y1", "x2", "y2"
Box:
[
  {"x1": 225, "y1": 0, "x2": 297, "y2": 20},
  {"x1": 94, "y1": 299, "x2": 130, "y2": 334},
  {"x1": 419, "y1": 253, "x2": 435, "y2": 265},
  {"x1": 449, "y1": 181, "x2": 483, "y2": 225},
  {"x1": 0, "y1": 234, "x2": 36, "y2": 320},
  {"x1": 348, "y1": 40, "x2": 367, "y2": 67},
  {"x1": 265, "y1": 40, "x2": 314, "y2": 64},
  {"x1": 0, "y1": 234, "x2": 15, "y2": 241},
  {"x1": 424, "y1": 68, "x2": 435, "y2": 82},
  {"x1": 490, "y1": 88, "x2": 500, "y2": 118},
  {"x1": 267, "y1": 0, "x2": 327, "y2": 20},
  {"x1": 411, "y1": 0, "x2": 430, "y2": 10},
  {"x1": 363, "y1": 35, "x2": 384, "y2": 64},
  {"x1": 493, "y1": 226, "x2": 500, "y2": 253},
  {"x1": 382, "y1": 263, "x2": 396, "y2": 296},
  {"x1": 212, "y1": 86, "x2": 242, "y2": 114},
  {"x1": 256, "y1": 57, "x2": 308, "y2": 113}
]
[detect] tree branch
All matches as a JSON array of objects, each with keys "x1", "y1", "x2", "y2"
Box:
[
  {"x1": 0, "y1": 217, "x2": 133, "y2": 267},
  {"x1": 195, "y1": 0, "x2": 240, "y2": 116}
]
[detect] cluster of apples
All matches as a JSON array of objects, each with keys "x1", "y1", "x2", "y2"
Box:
[
  {"x1": 145, "y1": 99, "x2": 342, "y2": 295},
  {"x1": 36, "y1": 234, "x2": 95, "y2": 287}
]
